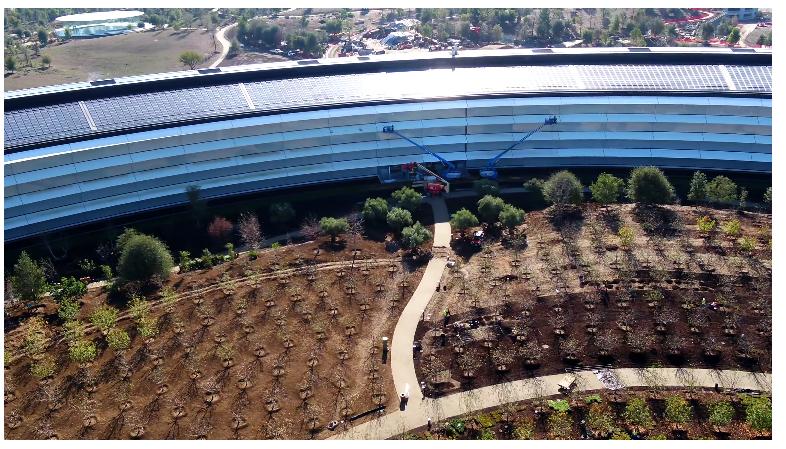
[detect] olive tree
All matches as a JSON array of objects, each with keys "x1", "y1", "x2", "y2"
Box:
[
  {"x1": 706, "y1": 175, "x2": 738, "y2": 204},
  {"x1": 687, "y1": 171, "x2": 708, "y2": 203},
  {"x1": 401, "y1": 222, "x2": 432, "y2": 253},
  {"x1": 117, "y1": 233, "x2": 174, "y2": 283},
  {"x1": 450, "y1": 208, "x2": 479, "y2": 237},
  {"x1": 319, "y1": 217, "x2": 348, "y2": 244},
  {"x1": 477, "y1": 195, "x2": 506, "y2": 223},
  {"x1": 179, "y1": 50, "x2": 203, "y2": 69},
  {"x1": 589, "y1": 173, "x2": 624, "y2": 205},
  {"x1": 362, "y1": 197, "x2": 389, "y2": 225},
  {"x1": 626, "y1": 166, "x2": 674, "y2": 205},
  {"x1": 391, "y1": 186, "x2": 422, "y2": 212},
  {"x1": 543, "y1": 170, "x2": 583, "y2": 207},
  {"x1": 386, "y1": 207, "x2": 413, "y2": 234},
  {"x1": 499, "y1": 204, "x2": 525, "y2": 236}
]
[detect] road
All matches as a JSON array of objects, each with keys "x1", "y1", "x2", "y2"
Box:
[{"x1": 209, "y1": 22, "x2": 238, "y2": 68}]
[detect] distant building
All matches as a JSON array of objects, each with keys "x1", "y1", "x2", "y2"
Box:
[
  {"x1": 724, "y1": 8, "x2": 758, "y2": 21},
  {"x1": 54, "y1": 10, "x2": 144, "y2": 38}
]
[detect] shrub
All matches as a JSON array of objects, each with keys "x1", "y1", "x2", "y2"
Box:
[
  {"x1": 721, "y1": 219, "x2": 741, "y2": 238},
  {"x1": 473, "y1": 179, "x2": 500, "y2": 196},
  {"x1": 738, "y1": 236, "x2": 756, "y2": 253},
  {"x1": 401, "y1": 222, "x2": 432, "y2": 251},
  {"x1": 547, "y1": 410, "x2": 574, "y2": 439},
  {"x1": 269, "y1": 202, "x2": 296, "y2": 227},
  {"x1": 696, "y1": 215, "x2": 716, "y2": 234},
  {"x1": 207, "y1": 216, "x2": 234, "y2": 243},
  {"x1": 687, "y1": 171, "x2": 708, "y2": 203},
  {"x1": 100, "y1": 264, "x2": 113, "y2": 281},
  {"x1": 763, "y1": 186, "x2": 772, "y2": 207},
  {"x1": 107, "y1": 328, "x2": 131, "y2": 351},
  {"x1": 477, "y1": 195, "x2": 506, "y2": 223},
  {"x1": 23, "y1": 317, "x2": 50, "y2": 357},
  {"x1": 52, "y1": 276, "x2": 87, "y2": 304},
  {"x1": 618, "y1": 226, "x2": 635, "y2": 248},
  {"x1": 128, "y1": 296, "x2": 150, "y2": 322},
  {"x1": 623, "y1": 397, "x2": 654, "y2": 430},
  {"x1": 590, "y1": 172, "x2": 625, "y2": 205},
  {"x1": 225, "y1": 242, "x2": 236, "y2": 260},
  {"x1": 11, "y1": 251, "x2": 48, "y2": 303},
  {"x1": 626, "y1": 166, "x2": 674, "y2": 204},
  {"x1": 179, "y1": 250, "x2": 193, "y2": 272},
  {"x1": 270, "y1": 242, "x2": 282, "y2": 249},
  {"x1": 742, "y1": 395, "x2": 771, "y2": 432},
  {"x1": 30, "y1": 355, "x2": 56, "y2": 379},
  {"x1": 90, "y1": 305, "x2": 118, "y2": 334},
  {"x1": 450, "y1": 208, "x2": 479, "y2": 236},
  {"x1": 386, "y1": 207, "x2": 413, "y2": 233},
  {"x1": 586, "y1": 402, "x2": 616, "y2": 438},
  {"x1": 444, "y1": 418, "x2": 466, "y2": 437},
  {"x1": 319, "y1": 217, "x2": 348, "y2": 244},
  {"x1": 664, "y1": 395, "x2": 692, "y2": 424},
  {"x1": 706, "y1": 175, "x2": 738, "y2": 204},
  {"x1": 58, "y1": 297, "x2": 81, "y2": 322},
  {"x1": 512, "y1": 418, "x2": 535, "y2": 439},
  {"x1": 523, "y1": 178, "x2": 545, "y2": 197},
  {"x1": 547, "y1": 399, "x2": 570, "y2": 412},
  {"x1": 584, "y1": 394, "x2": 603, "y2": 404},
  {"x1": 475, "y1": 413, "x2": 496, "y2": 428},
  {"x1": 362, "y1": 197, "x2": 389, "y2": 224},
  {"x1": 499, "y1": 204, "x2": 526, "y2": 236},
  {"x1": 708, "y1": 400, "x2": 734, "y2": 427},
  {"x1": 137, "y1": 317, "x2": 159, "y2": 339},
  {"x1": 478, "y1": 429, "x2": 495, "y2": 440},
  {"x1": 116, "y1": 228, "x2": 141, "y2": 252},
  {"x1": 391, "y1": 186, "x2": 422, "y2": 212},
  {"x1": 647, "y1": 434, "x2": 667, "y2": 440},
  {"x1": 68, "y1": 340, "x2": 97, "y2": 364},
  {"x1": 117, "y1": 233, "x2": 174, "y2": 283},
  {"x1": 611, "y1": 430, "x2": 632, "y2": 440},
  {"x1": 543, "y1": 170, "x2": 583, "y2": 206}
]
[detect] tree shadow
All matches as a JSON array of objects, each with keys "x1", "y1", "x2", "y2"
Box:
[{"x1": 632, "y1": 204, "x2": 678, "y2": 237}]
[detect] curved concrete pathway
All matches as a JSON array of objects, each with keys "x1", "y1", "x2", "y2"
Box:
[
  {"x1": 336, "y1": 367, "x2": 771, "y2": 440},
  {"x1": 209, "y1": 22, "x2": 237, "y2": 68},
  {"x1": 330, "y1": 194, "x2": 772, "y2": 439}
]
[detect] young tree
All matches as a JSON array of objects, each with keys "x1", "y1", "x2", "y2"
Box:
[
  {"x1": 706, "y1": 175, "x2": 738, "y2": 204},
  {"x1": 477, "y1": 195, "x2": 506, "y2": 223},
  {"x1": 362, "y1": 197, "x2": 389, "y2": 224},
  {"x1": 687, "y1": 171, "x2": 708, "y2": 203},
  {"x1": 268, "y1": 202, "x2": 296, "y2": 228},
  {"x1": 401, "y1": 222, "x2": 432, "y2": 253},
  {"x1": 590, "y1": 172, "x2": 624, "y2": 205},
  {"x1": 11, "y1": 251, "x2": 48, "y2": 303},
  {"x1": 499, "y1": 204, "x2": 525, "y2": 236},
  {"x1": 37, "y1": 29, "x2": 48, "y2": 46},
  {"x1": 543, "y1": 170, "x2": 583, "y2": 207},
  {"x1": 386, "y1": 207, "x2": 413, "y2": 234},
  {"x1": 5, "y1": 55, "x2": 17, "y2": 72},
  {"x1": 623, "y1": 397, "x2": 654, "y2": 431},
  {"x1": 319, "y1": 217, "x2": 348, "y2": 244},
  {"x1": 743, "y1": 396, "x2": 771, "y2": 433},
  {"x1": 664, "y1": 395, "x2": 692, "y2": 425},
  {"x1": 41, "y1": 54, "x2": 51, "y2": 68},
  {"x1": 90, "y1": 305, "x2": 119, "y2": 335},
  {"x1": 763, "y1": 186, "x2": 772, "y2": 208},
  {"x1": 117, "y1": 233, "x2": 174, "y2": 283},
  {"x1": 727, "y1": 27, "x2": 741, "y2": 44},
  {"x1": 708, "y1": 400, "x2": 735, "y2": 428},
  {"x1": 450, "y1": 208, "x2": 479, "y2": 237},
  {"x1": 391, "y1": 186, "x2": 422, "y2": 212},
  {"x1": 626, "y1": 166, "x2": 674, "y2": 205},
  {"x1": 52, "y1": 277, "x2": 87, "y2": 304},
  {"x1": 237, "y1": 212, "x2": 263, "y2": 249},
  {"x1": 178, "y1": 50, "x2": 203, "y2": 69}
]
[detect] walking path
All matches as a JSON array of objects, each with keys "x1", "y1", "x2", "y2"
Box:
[
  {"x1": 331, "y1": 193, "x2": 772, "y2": 440},
  {"x1": 209, "y1": 22, "x2": 238, "y2": 68},
  {"x1": 335, "y1": 367, "x2": 771, "y2": 440}
]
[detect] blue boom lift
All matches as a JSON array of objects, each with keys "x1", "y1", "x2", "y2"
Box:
[
  {"x1": 478, "y1": 116, "x2": 558, "y2": 180},
  {"x1": 382, "y1": 125, "x2": 464, "y2": 180}
]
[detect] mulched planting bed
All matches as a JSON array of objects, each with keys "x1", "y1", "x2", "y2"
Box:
[
  {"x1": 415, "y1": 204, "x2": 771, "y2": 398},
  {"x1": 404, "y1": 388, "x2": 772, "y2": 440},
  {"x1": 4, "y1": 236, "x2": 426, "y2": 440}
]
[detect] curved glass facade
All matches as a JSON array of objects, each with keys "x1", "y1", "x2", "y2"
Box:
[{"x1": 4, "y1": 95, "x2": 771, "y2": 241}]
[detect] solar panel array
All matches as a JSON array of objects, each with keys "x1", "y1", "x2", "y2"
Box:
[{"x1": 5, "y1": 64, "x2": 771, "y2": 150}]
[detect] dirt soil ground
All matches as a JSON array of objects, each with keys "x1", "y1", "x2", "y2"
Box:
[
  {"x1": 5, "y1": 29, "x2": 216, "y2": 91},
  {"x1": 4, "y1": 235, "x2": 426, "y2": 440},
  {"x1": 415, "y1": 204, "x2": 771, "y2": 398},
  {"x1": 407, "y1": 388, "x2": 771, "y2": 440}
]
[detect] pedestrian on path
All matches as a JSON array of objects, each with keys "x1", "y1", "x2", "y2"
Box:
[{"x1": 427, "y1": 418, "x2": 432, "y2": 431}]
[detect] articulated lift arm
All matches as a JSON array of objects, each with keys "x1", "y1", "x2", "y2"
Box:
[
  {"x1": 382, "y1": 125, "x2": 463, "y2": 179},
  {"x1": 480, "y1": 116, "x2": 558, "y2": 179}
]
